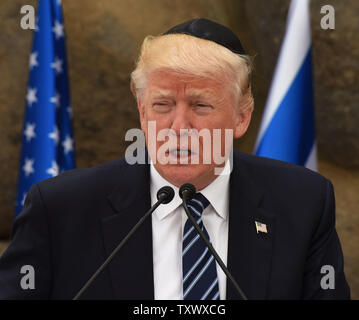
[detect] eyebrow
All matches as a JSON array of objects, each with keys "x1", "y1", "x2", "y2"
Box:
[
  {"x1": 149, "y1": 89, "x2": 175, "y2": 99},
  {"x1": 187, "y1": 91, "x2": 214, "y2": 100},
  {"x1": 150, "y1": 92, "x2": 174, "y2": 100}
]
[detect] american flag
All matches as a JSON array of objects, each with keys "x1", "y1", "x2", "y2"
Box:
[
  {"x1": 15, "y1": 0, "x2": 75, "y2": 216},
  {"x1": 255, "y1": 221, "x2": 268, "y2": 234}
]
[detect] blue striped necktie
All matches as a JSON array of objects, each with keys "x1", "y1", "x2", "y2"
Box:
[{"x1": 182, "y1": 193, "x2": 220, "y2": 300}]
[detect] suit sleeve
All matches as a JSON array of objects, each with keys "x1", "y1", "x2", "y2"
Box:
[
  {"x1": 302, "y1": 179, "x2": 350, "y2": 299},
  {"x1": 0, "y1": 184, "x2": 52, "y2": 299}
]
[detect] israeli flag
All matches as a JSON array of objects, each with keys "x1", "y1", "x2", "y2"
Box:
[{"x1": 254, "y1": 0, "x2": 317, "y2": 171}]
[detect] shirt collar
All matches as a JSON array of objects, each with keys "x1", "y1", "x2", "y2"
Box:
[
  {"x1": 150, "y1": 164, "x2": 182, "y2": 220},
  {"x1": 199, "y1": 161, "x2": 230, "y2": 220},
  {"x1": 150, "y1": 162, "x2": 230, "y2": 221}
]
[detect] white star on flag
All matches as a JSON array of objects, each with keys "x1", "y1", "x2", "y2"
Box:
[
  {"x1": 62, "y1": 136, "x2": 74, "y2": 154},
  {"x1": 24, "y1": 122, "x2": 36, "y2": 142},
  {"x1": 52, "y1": 20, "x2": 64, "y2": 39},
  {"x1": 46, "y1": 161, "x2": 59, "y2": 177},
  {"x1": 23, "y1": 158, "x2": 35, "y2": 177},
  {"x1": 29, "y1": 52, "x2": 39, "y2": 70},
  {"x1": 26, "y1": 87, "x2": 38, "y2": 107},
  {"x1": 49, "y1": 126, "x2": 59, "y2": 145},
  {"x1": 57, "y1": 0, "x2": 62, "y2": 5},
  {"x1": 51, "y1": 57, "x2": 63, "y2": 75},
  {"x1": 50, "y1": 92, "x2": 61, "y2": 108}
]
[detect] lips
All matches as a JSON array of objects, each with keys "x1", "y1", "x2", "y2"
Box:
[
  {"x1": 169, "y1": 149, "x2": 191, "y2": 157},
  {"x1": 166, "y1": 148, "x2": 198, "y2": 162}
]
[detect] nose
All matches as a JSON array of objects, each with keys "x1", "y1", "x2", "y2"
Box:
[{"x1": 170, "y1": 102, "x2": 192, "y2": 134}]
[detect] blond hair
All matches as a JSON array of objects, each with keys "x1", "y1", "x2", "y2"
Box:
[{"x1": 130, "y1": 33, "x2": 253, "y2": 111}]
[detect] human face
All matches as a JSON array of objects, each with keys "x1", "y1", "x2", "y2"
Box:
[{"x1": 137, "y1": 70, "x2": 252, "y2": 190}]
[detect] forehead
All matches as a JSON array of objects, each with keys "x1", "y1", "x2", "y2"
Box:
[{"x1": 145, "y1": 70, "x2": 226, "y2": 96}]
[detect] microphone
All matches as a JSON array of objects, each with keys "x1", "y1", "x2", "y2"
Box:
[
  {"x1": 179, "y1": 183, "x2": 248, "y2": 300},
  {"x1": 73, "y1": 186, "x2": 175, "y2": 300}
]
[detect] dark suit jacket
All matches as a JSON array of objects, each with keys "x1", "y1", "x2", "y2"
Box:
[{"x1": 0, "y1": 151, "x2": 350, "y2": 299}]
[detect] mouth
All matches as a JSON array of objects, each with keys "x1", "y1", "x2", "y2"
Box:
[{"x1": 166, "y1": 148, "x2": 197, "y2": 162}]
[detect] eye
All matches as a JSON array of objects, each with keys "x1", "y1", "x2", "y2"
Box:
[
  {"x1": 193, "y1": 102, "x2": 213, "y2": 114},
  {"x1": 193, "y1": 100, "x2": 213, "y2": 108},
  {"x1": 152, "y1": 101, "x2": 172, "y2": 113}
]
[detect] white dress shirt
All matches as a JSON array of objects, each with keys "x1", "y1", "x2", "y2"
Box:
[{"x1": 151, "y1": 162, "x2": 230, "y2": 300}]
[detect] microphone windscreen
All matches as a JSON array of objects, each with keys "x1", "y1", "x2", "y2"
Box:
[
  {"x1": 157, "y1": 186, "x2": 175, "y2": 204},
  {"x1": 179, "y1": 183, "x2": 196, "y2": 200}
]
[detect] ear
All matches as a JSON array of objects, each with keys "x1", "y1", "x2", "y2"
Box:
[{"x1": 233, "y1": 103, "x2": 253, "y2": 139}]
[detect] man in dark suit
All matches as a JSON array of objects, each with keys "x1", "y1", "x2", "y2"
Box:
[{"x1": 0, "y1": 19, "x2": 350, "y2": 299}]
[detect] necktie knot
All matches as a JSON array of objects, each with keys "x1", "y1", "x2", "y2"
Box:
[{"x1": 187, "y1": 193, "x2": 210, "y2": 218}]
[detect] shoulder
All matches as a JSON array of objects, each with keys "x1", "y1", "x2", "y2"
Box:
[
  {"x1": 33, "y1": 157, "x2": 138, "y2": 208},
  {"x1": 20, "y1": 157, "x2": 151, "y2": 227},
  {"x1": 39, "y1": 158, "x2": 127, "y2": 191},
  {"x1": 234, "y1": 150, "x2": 329, "y2": 189},
  {"x1": 232, "y1": 151, "x2": 332, "y2": 218}
]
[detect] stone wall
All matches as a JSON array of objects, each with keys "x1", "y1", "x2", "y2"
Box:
[{"x1": 0, "y1": 0, "x2": 358, "y2": 298}]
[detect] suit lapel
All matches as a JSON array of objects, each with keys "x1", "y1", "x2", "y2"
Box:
[
  {"x1": 101, "y1": 161, "x2": 154, "y2": 299},
  {"x1": 226, "y1": 153, "x2": 276, "y2": 300}
]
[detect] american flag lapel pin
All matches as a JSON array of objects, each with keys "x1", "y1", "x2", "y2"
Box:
[{"x1": 255, "y1": 221, "x2": 268, "y2": 234}]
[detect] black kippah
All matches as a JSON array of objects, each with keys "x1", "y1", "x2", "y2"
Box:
[{"x1": 164, "y1": 18, "x2": 246, "y2": 55}]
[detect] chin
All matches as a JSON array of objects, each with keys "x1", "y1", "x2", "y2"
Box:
[{"x1": 157, "y1": 164, "x2": 214, "y2": 189}]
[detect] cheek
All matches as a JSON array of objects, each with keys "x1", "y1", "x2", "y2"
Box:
[
  {"x1": 139, "y1": 111, "x2": 148, "y2": 134},
  {"x1": 138, "y1": 101, "x2": 147, "y2": 122},
  {"x1": 146, "y1": 108, "x2": 175, "y2": 133},
  {"x1": 207, "y1": 113, "x2": 235, "y2": 131}
]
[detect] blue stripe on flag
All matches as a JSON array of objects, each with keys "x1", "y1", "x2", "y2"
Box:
[{"x1": 255, "y1": 49, "x2": 315, "y2": 165}]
